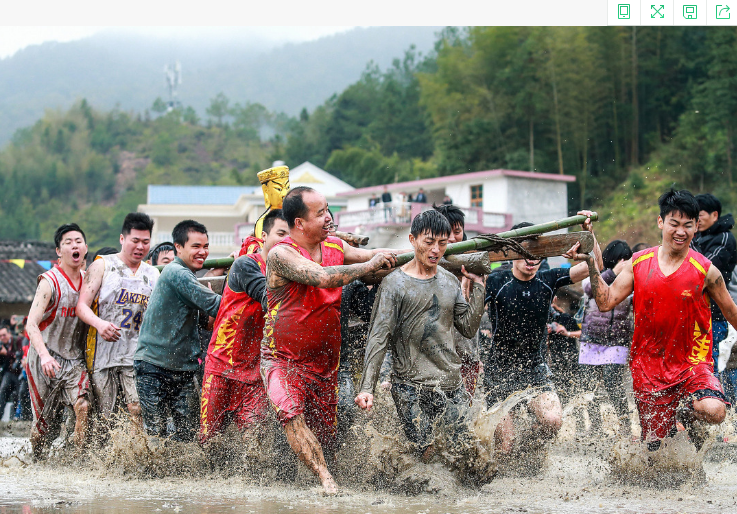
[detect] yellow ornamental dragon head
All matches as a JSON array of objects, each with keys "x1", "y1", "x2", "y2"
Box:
[{"x1": 254, "y1": 165, "x2": 290, "y2": 236}]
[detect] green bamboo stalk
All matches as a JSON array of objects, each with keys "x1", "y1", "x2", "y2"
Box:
[
  {"x1": 155, "y1": 256, "x2": 237, "y2": 272},
  {"x1": 156, "y1": 212, "x2": 598, "y2": 271},
  {"x1": 394, "y1": 212, "x2": 598, "y2": 266}
]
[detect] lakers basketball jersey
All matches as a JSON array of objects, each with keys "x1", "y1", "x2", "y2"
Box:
[{"x1": 86, "y1": 254, "x2": 159, "y2": 372}]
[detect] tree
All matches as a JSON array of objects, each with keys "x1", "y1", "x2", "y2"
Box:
[
  {"x1": 151, "y1": 97, "x2": 168, "y2": 115},
  {"x1": 206, "y1": 93, "x2": 231, "y2": 127},
  {"x1": 182, "y1": 106, "x2": 200, "y2": 125}
]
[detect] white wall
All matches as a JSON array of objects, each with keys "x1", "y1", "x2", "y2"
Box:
[
  {"x1": 482, "y1": 177, "x2": 509, "y2": 213},
  {"x1": 444, "y1": 183, "x2": 468, "y2": 206},
  {"x1": 346, "y1": 195, "x2": 373, "y2": 212},
  {"x1": 505, "y1": 177, "x2": 568, "y2": 225}
]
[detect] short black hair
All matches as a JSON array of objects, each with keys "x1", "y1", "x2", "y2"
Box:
[
  {"x1": 695, "y1": 193, "x2": 722, "y2": 217},
  {"x1": 172, "y1": 220, "x2": 208, "y2": 246},
  {"x1": 282, "y1": 186, "x2": 316, "y2": 228},
  {"x1": 262, "y1": 209, "x2": 287, "y2": 235},
  {"x1": 511, "y1": 221, "x2": 534, "y2": 231},
  {"x1": 658, "y1": 188, "x2": 699, "y2": 221},
  {"x1": 121, "y1": 212, "x2": 154, "y2": 236},
  {"x1": 632, "y1": 242, "x2": 649, "y2": 253},
  {"x1": 147, "y1": 242, "x2": 176, "y2": 264},
  {"x1": 602, "y1": 240, "x2": 632, "y2": 271},
  {"x1": 93, "y1": 247, "x2": 118, "y2": 261},
  {"x1": 410, "y1": 209, "x2": 451, "y2": 238},
  {"x1": 433, "y1": 204, "x2": 465, "y2": 230},
  {"x1": 54, "y1": 223, "x2": 86, "y2": 248}
]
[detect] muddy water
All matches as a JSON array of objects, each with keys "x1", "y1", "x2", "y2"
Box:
[{"x1": 2, "y1": 390, "x2": 737, "y2": 513}]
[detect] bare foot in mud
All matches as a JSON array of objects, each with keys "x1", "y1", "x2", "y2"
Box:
[
  {"x1": 320, "y1": 476, "x2": 339, "y2": 495},
  {"x1": 420, "y1": 445, "x2": 436, "y2": 463}
]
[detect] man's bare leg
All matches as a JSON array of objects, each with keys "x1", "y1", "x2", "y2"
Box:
[
  {"x1": 72, "y1": 397, "x2": 90, "y2": 448},
  {"x1": 692, "y1": 397, "x2": 726, "y2": 424},
  {"x1": 528, "y1": 392, "x2": 562, "y2": 440},
  {"x1": 126, "y1": 402, "x2": 143, "y2": 432},
  {"x1": 283, "y1": 414, "x2": 337, "y2": 494},
  {"x1": 30, "y1": 427, "x2": 46, "y2": 460},
  {"x1": 494, "y1": 412, "x2": 515, "y2": 454},
  {"x1": 681, "y1": 397, "x2": 726, "y2": 451}
]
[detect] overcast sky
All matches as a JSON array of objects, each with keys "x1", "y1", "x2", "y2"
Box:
[{"x1": 0, "y1": 26, "x2": 357, "y2": 60}]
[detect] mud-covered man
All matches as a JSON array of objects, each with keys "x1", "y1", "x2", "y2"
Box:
[
  {"x1": 356, "y1": 210, "x2": 490, "y2": 480},
  {"x1": 483, "y1": 213, "x2": 601, "y2": 457},
  {"x1": 25, "y1": 224, "x2": 90, "y2": 458},
  {"x1": 77, "y1": 213, "x2": 158, "y2": 430},
  {"x1": 577, "y1": 190, "x2": 737, "y2": 451},
  {"x1": 262, "y1": 186, "x2": 396, "y2": 494},
  {"x1": 433, "y1": 203, "x2": 483, "y2": 396}
]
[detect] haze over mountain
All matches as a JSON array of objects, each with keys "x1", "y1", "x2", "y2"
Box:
[{"x1": 0, "y1": 26, "x2": 440, "y2": 145}]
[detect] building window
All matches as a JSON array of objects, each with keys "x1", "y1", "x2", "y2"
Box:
[{"x1": 471, "y1": 185, "x2": 483, "y2": 208}]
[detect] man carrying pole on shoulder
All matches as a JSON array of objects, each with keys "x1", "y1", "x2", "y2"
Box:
[
  {"x1": 262, "y1": 186, "x2": 396, "y2": 495},
  {"x1": 483, "y1": 211, "x2": 601, "y2": 457},
  {"x1": 355, "y1": 210, "x2": 492, "y2": 482}
]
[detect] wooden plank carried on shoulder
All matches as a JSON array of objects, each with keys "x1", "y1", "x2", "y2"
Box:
[{"x1": 487, "y1": 231, "x2": 595, "y2": 263}]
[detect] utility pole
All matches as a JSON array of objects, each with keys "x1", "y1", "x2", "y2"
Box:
[{"x1": 164, "y1": 61, "x2": 182, "y2": 112}]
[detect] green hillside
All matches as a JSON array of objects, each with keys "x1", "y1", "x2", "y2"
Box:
[
  {"x1": 0, "y1": 27, "x2": 439, "y2": 146},
  {"x1": 2, "y1": 26, "x2": 736, "y2": 249}
]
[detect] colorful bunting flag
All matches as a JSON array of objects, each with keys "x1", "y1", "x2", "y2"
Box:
[{"x1": 9, "y1": 259, "x2": 25, "y2": 269}]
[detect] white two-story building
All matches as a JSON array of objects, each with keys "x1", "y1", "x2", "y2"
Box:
[
  {"x1": 335, "y1": 169, "x2": 575, "y2": 249},
  {"x1": 138, "y1": 162, "x2": 354, "y2": 257},
  {"x1": 139, "y1": 164, "x2": 575, "y2": 256}
]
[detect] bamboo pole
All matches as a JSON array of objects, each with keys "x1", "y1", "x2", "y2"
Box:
[
  {"x1": 394, "y1": 212, "x2": 598, "y2": 266},
  {"x1": 157, "y1": 212, "x2": 597, "y2": 272}
]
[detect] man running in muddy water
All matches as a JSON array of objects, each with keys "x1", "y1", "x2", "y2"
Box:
[
  {"x1": 25, "y1": 224, "x2": 90, "y2": 459},
  {"x1": 577, "y1": 189, "x2": 737, "y2": 451},
  {"x1": 355, "y1": 210, "x2": 491, "y2": 481},
  {"x1": 262, "y1": 186, "x2": 396, "y2": 494},
  {"x1": 199, "y1": 210, "x2": 289, "y2": 453},
  {"x1": 135, "y1": 220, "x2": 222, "y2": 442},
  {"x1": 483, "y1": 212, "x2": 601, "y2": 458},
  {"x1": 76, "y1": 213, "x2": 158, "y2": 431},
  {"x1": 433, "y1": 203, "x2": 482, "y2": 396}
]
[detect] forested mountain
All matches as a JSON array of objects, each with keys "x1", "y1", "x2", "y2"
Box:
[
  {"x1": 0, "y1": 26, "x2": 440, "y2": 145},
  {"x1": 1, "y1": 26, "x2": 735, "y2": 247}
]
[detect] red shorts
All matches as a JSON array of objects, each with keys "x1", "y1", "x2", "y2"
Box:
[
  {"x1": 461, "y1": 360, "x2": 481, "y2": 397},
  {"x1": 198, "y1": 371, "x2": 268, "y2": 444},
  {"x1": 261, "y1": 358, "x2": 338, "y2": 449},
  {"x1": 635, "y1": 363, "x2": 727, "y2": 441}
]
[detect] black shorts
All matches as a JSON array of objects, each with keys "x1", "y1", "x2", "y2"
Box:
[{"x1": 484, "y1": 362, "x2": 555, "y2": 407}]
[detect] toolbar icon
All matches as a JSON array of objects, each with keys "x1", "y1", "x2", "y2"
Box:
[
  {"x1": 618, "y1": 3, "x2": 631, "y2": 18},
  {"x1": 683, "y1": 4, "x2": 697, "y2": 18},
  {"x1": 717, "y1": 5, "x2": 731, "y2": 19},
  {"x1": 651, "y1": 4, "x2": 665, "y2": 17}
]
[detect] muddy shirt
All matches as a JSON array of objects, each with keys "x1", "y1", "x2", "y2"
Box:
[
  {"x1": 261, "y1": 236, "x2": 345, "y2": 378},
  {"x1": 38, "y1": 266, "x2": 85, "y2": 361},
  {"x1": 135, "y1": 257, "x2": 221, "y2": 372},
  {"x1": 484, "y1": 268, "x2": 572, "y2": 372},
  {"x1": 339, "y1": 279, "x2": 376, "y2": 374},
  {"x1": 85, "y1": 254, "x2": 159, "y2": 372},
  {"x1": 359, "y1": 267, "x2": 485, "y2": 393}
]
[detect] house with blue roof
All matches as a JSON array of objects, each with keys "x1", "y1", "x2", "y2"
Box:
[{"x1": 138, "y1": 162, "x2": 354, "y2": 257}]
